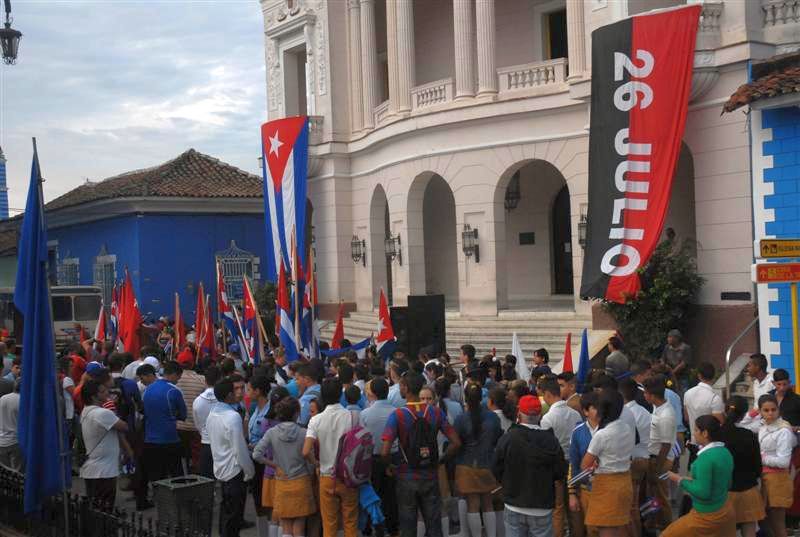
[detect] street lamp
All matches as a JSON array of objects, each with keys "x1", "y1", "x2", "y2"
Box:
[
  {"x1": 462, "y1": 224, "x2": 480, "y2": 263},
  {"x1": 0, "y1": 0, "x2": 21, "y2": 65}
]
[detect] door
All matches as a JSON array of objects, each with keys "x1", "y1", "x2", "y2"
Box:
[{"x1": 552, "y1": 185, "x2": 574, "y2": 295}]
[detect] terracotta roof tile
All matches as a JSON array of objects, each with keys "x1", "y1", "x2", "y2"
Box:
[
  {"x1": 724, "y1": 55, "x2": 800, "y2": 113},
  {"x1": 45, "y1": 148, "x2": 263, "y2": 211}
]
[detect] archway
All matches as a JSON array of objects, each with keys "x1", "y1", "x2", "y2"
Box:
[
  {"x1": 407, "y1": 172, "x2": 459, "y2": 309},
  {"x1": 369, "y1": 185, "x2": 391, "y2": 307},
  {"x1": 496, "y1": 160, "x2": 573, "y2": 310},
  {"x1": 663, "y1": 143, "x2": 697, "y2": 255}
]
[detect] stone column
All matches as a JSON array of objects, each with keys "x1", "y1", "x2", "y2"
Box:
[
  {"x1": 395, "y1": 0, "x2": 415, "y2": 114},
  {"x1": 566, "y1": 0, "x2": 586, "y2": 80},
  {"x1": 348, "y1": 0, "x2": 364, "y2": 131},
  {"x1": 453, "y1": 0, "x2": 476, "y2": 100},
  {"x1": 475, "y1": 0, "x2": 496, "y2": 98},
  {"x1": 385, "y1": 0, "x2": 399, "y2": 116},
  {"x1": 360, "y1": 0, "x2": 379, "y2": 129}
]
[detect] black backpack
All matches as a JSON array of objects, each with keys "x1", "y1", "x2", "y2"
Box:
[{"x1": 399, "y1": 406, "x2": 439, "y2": 469}]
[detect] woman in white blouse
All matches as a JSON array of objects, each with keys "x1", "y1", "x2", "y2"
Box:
[{"x1": 757, "y1": 393, "x2": 797, "y2": 537}]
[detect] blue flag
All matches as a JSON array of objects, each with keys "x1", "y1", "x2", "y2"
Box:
[
  {"x1": 14, "y1": 145, "x2": 68, "y2": 513},
  {"x1": 576, "y1": 328, "x2": 591, "y2": 393}
]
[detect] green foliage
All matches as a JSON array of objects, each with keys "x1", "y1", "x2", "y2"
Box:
[
  {"x1": 253, "y1": 280, "x2": 277, "y2": 345},
  {"x1": 602, "y1": 239, "x2": 704, "y2": 360}
]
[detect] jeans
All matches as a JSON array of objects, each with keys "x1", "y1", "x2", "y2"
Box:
[
  {"x1": 134, "y1": 442, "x2": 183, "y2": 508},
  {"x1": 220, "y1": 472, "x2": 247, "y2": 537},
  {"x1": 396, "y1": 477, "x2": 442, "y2": 537},
  {"x1": 504, "y1": 508, "x2": 553, "y2": 537},
  {"x1": 371, "y1": 458, "x2": 398, "y2": 533}
]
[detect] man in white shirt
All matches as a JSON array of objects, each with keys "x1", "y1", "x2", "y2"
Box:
[
  {"x1": 620, "y1": 378, "x2": 652, "y2": 537},
  {"x1": 643, "y1": 375, "x2": 676, "y2": 531},
  {"x1": 192, "y1": 365, "x2": 220, "y2": 479},
  {"x1": 303, "y1": 377, "x2": 360, "y2": 537},
  {"x1": 540, "y1": 378, "x2": 581, "y2": 537},
  {"x1": 0, "y1": 382, "x2": 22, "y2": 472},
  {"x1": 739, "y1": 354, "x2": 774, "y2": 432},
  {"x1": 80, "y1": 379, "x2": 131, "y2": 511},
  {"x1": 207, "y1": 377, "x2": 255, "y2": 537},
  {"x1": 683, "y1": 362, "x2": 724, "y2": 447}
]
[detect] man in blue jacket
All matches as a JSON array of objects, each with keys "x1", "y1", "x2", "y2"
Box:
[{"x1": 135, "y1": 360, "x2": 186, "y2": 510}]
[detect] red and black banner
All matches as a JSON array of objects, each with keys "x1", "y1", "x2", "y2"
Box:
[{"x1": 580, "y1": 5, "x2": 699, "y2": 303}]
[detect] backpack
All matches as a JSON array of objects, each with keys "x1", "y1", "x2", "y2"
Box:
[
  {"x1": 399, "y1": 406, "x2": 439, "y2": 469},
  {"x1": 333, "y1": 412, "x2": 374, "y2": 488}
]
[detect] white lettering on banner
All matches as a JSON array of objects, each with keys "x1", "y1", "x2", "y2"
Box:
[{"x1": 601, "y1": 49, "x2": 655, "y2": 278}]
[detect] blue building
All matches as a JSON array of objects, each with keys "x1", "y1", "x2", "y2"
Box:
[
  {"x1": 727, "y1": 54, "x2": 800, "y2": 378},
  {"x1": 6, "y1": 149, "x2": 267, "y2": 321}
]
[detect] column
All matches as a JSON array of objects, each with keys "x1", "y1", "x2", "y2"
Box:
[
  {"x1": 566, "y1": 0, "x2": 586, "y2": 80},
  {"x1": 360, "y1": 0, "x2": 379, "y2": 129},
  {"x1": 453, "y1": 0, "x2": 476, "y2": 100},
  {"x1": 395, "y1": 0, "x2": 415, "y2": 114},
  {"x1": 386, "y1": 0, "x2": 399, "y2": 115},
  {"x1": 348, "y1": 0, "x2": 364, "y2": 131},
  {"x1": 475, "y1": 0, "x2": 496, "y2": 98}
]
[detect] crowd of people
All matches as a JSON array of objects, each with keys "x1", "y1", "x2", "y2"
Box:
[{"x1": 3, "y1": 327, "x2": 800, "y2": 537}]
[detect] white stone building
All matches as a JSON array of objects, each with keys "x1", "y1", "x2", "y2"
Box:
[{"x1": 260, "y1": 0, "x2": 800, "y2": 363}]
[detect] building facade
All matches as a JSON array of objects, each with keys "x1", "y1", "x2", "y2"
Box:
[{"x1": 261, "y1": 0, "x2": 800, "y2": 362}]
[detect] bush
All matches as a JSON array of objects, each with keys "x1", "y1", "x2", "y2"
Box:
[
  {"x1": 253, "y1": 280, "x2": 278, "y2": 346},
  {"x1": 602, "y1": 239, "x2": 704, "y2": 360}
]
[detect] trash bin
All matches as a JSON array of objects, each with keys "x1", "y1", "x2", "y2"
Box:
[{"x1": 152, "y1": 474, "x2": 214, "y2": 536}]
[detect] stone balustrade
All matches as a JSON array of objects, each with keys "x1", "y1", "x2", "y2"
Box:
[
  {"x1": 497, "y1": 58, "x2": 568, "y2": 96},
  {"x1": 763, "y1": 0, "x2": 800, "y2": 26},
  {"x1": 374, "y1": 100, "x2": 390, "y2": 125},
  {"x1": 411, "y1": 78, "x2": 455, "y2": 111},
  {"x1": 698, "y1": 2, "x2": 724, "y2": 33}
]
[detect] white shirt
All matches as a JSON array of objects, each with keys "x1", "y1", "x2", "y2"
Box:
[
  {"x1": 587, "y1": 419, "x2": 634, "y2": 474},
  {"x1": 306, "y1": 403, "x2": 356, "y2": 476},
  {"x1": 79, "y1": 405, "x2": 121, "y2": 479},
  {"x1": 121, "y1": 359, "x2": 145, "y2": 380},
  {"x1": 540, "y1": 400, "x2": 583, "y2": 456},
  {"x1": 648, "y1": 401, "x2": 677, "y2": 460},
  {"x1": 387, "y1": 383, "x2": 406, "y2": 408},
  {"x1": 206, "y1": 403, "x2": 255, "y2": 482},
  {"x1": 753, "y1": 373, "x2": 775, "y2": 407},
  {"x1": 0, "y1": 392, "x2": 20, "y2": 448},
  {"x1": 625, "y1": 400, "x2": 652, "y2": 460},
  {"x1": 683, "y1": 382, "x2": 724, "y2": 444},
  {"x1": 192, "y1": 388, "x2": 217, "y2": 445},
  {"x1": 759, "y1": 420, "x2": 797, "y2": 469},
  {"x1": 62, "y1": 376, "x2": 75, "y2": 420}
]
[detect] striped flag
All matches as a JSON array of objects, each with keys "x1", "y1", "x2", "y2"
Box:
[{"x1": 277, "y1": 261, "x2": 298, "y2": 360}]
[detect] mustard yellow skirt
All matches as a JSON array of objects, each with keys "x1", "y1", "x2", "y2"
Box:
[
  {"x1": 261, "y1": 476, "x2": 276, "y2": 508},
  {"x1": 730, "y1": 486, "x2": 765, "y2": 523},
  {"x1": 763, "y1": 471, "x2": 794, "y2": 509},
  {"x1": 585, "y1": 472, "x2": 632, "y2": 527},
  {"x1": 273, "y1": 475, "x2": 317, "y2": 519},
  {"x1": 661, "y1": 499, "x2": 735, "y2": 537},
  {"x1": 455, "y1": 465, "x2": 498, "y2": 495}
]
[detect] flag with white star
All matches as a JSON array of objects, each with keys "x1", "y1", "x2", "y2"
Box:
[{"x1": 261, "y1": 116, "x2": 310, "y2": 282}]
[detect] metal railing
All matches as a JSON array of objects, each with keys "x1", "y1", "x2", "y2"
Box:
[{"x1": 724, "y1": 315, "x2": 759, "y2": 399}]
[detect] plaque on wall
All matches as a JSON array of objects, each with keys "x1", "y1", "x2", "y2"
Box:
[{"x1": 519, "y1": 232, "x2": 535, "y2": 245}]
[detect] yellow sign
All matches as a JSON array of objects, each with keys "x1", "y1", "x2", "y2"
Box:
[{"x1": 759, "y1": 239, "x2": 800, "y2": 259}]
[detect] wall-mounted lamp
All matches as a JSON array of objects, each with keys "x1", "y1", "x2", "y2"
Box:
[
  {"x1": 462, "y1": 224, "x2": 480, "y2": 263},
  {"x1": 385, "y1": 233, "x2": 402, "y2": 265},
  {"x1": 351, "y1": 234, "x2": 366, "y2": 267},
  {"x1": 504, "y1": 171, "x2": 521, "y2": 211},
  {"x1": 578, "y1": 205, "x2": 588, "y2": 250}
]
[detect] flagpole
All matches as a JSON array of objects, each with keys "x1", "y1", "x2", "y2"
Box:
[
  {"x1": 244, "y1": 275, "x2": 271, "y2": 352},
  {"x1": 33, "y1": 138, "x2": 70, "y2": 535},
  {"x1": 216, "y1": 261, "x2": 227, "y2": 355},
  {"x1": 291, "y1": 231, "x2": 301, "y2": 353}
]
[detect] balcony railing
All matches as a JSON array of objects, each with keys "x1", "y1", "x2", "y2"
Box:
[
  {"x1": 411, "y1": 77, "x2": 454, "y2": 111},
  {"x1": 497, "y1": 58, "x2": 568, "y2": 97},
  {"x1": 374, "y1": 100, "x2": 391, "y2": 126},
  {"x1": 698, "y1": 2, "x2": 724, "y2": 33},
  {"x1": 763, "y1": 0, "x2": 800, "y2": 26}
]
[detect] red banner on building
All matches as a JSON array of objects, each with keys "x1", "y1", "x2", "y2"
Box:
[{"x1": 580, "y1": 6, "x2": 700, "y2": 303}]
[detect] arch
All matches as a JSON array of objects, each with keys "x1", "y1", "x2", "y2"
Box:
[
  {"x1": 494, "y1": 159, "x2": 573, "y2": 310},
  {"x1": 663, "y1": 143, "x2": 697, "y2": 255},
  {"x1": 407, "y1": 172, "x2": 459, "y2": 309},
  {"x1": 369, "y1": 184, "x2": 391, "y2": 307}
]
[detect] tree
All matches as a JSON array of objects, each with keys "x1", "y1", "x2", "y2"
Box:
[
  {"x1": 602, "y1": 239, "x2": 704, "y2": 360},
  {"x1": 253, "y1": 280, "x2": 278, "y2": 346}
]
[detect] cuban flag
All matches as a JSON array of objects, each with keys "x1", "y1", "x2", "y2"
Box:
[
  {"x1": 217, "y1": 261, "x2": 238, "y2": 350},
  {"x1": 93, "y1": 301, "x2": 106, "y2": 351},
  {"x1": 261, "y1": 116, "x2": 309, "y2": 283},
  {"x1": 242, "y1": 277, "x2": 262, "y2": 365},
  {"x1": 277, "y1": 261, "x2": 299, "y2": 361},
  {"x1": 376, "y1": 288, "x2": 396, "y2": 359}
]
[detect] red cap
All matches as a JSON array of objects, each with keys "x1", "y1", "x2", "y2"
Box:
[
  {"x1": 176, "y1": 348, "x2": 195, "y2": 368},
  {"x1": 518, "y1": 395, "x2": 542, "y2": 416}
]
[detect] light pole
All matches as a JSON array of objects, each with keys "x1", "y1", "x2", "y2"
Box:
[{"x1": 0, "y1": 0, "x2": 22, "y2": 65}]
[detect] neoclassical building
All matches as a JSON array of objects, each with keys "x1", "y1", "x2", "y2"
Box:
[{"x1": 260, "y1": 0, "x2": 800, "y2": 362}]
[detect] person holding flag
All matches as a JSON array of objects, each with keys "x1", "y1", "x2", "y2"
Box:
[
  {"x1": 375, "y1": 289, "x2": 395, "y2": 360},
  {"x1": 242, "y1": 276, "x2": 264, "y2": 365}
]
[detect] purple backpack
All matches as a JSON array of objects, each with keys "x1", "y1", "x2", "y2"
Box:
[{"x1": 333, "y1": 411, "x2": 374, "y2": 488}]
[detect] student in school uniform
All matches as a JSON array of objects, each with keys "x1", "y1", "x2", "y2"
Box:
[
  {"x1": 643, "y1": 375, "x2": 677, "y2": 531},
  {"x1": 758, "y1": 393, "x2": 797, "y2": 537}
]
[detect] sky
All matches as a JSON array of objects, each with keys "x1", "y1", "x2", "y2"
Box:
[{"x1": 0, "y1": 0, "x2": 268, "y2": 214}]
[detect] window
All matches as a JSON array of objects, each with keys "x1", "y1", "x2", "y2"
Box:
[
  {"x1": 283, "y1": 46, "x2": 308, "y2": 116},
  {"x1": 92, "y1": 246, "x2": 117, "y2": 305},
  {"x1": 545, "y1": 9, "x2": 568, "y2": 60},
  {"x1": 74, "y1": 295, "x2": 101, "y2": 322},
  {"x1": 52, "y1": 296, "x2": 73, "y2": 322},
  {"x1": 216, "y1": 241, "x2": 256, "y2": 308},
  {"x1": 58, "y1": 258, "x2": 79, "y2": 286}
]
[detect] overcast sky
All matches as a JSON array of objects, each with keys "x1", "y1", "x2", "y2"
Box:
[{"x1": 0, "y1": 0, "x2": 267, "y2": 214}]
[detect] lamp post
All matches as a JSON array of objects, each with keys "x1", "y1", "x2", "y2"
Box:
[{"x1": 0, "y1": 0, "x2": 21, "y2": 65}]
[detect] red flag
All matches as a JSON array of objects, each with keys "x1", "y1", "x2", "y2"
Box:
[
  {"x1": 174, "y1": 292, "x2": 185, "y2": 349},
  {"x1": 78, "y1": 324, "x2": 87, "y2": 343},
  {"x1": 331, "y1": 302, "x2": 345, "y2": 350},
  {"x1": 121, "y1": 269, "x2": 142, "y2": 356},
  {"x1": 562, "y1": 332, "x2": 573, "y2": 373},
  {"x1": 195, "y1": 282, "x2": 206, "y2": 348},
  {"x1": 202, "y1": 294, "x2": 215, "y2": 358},
  {"x1": 276, "y1": 261, "x2": 289, "y2": 338},
  {"x1": 376, "y1": 289, "x2": 394, "y2": 343}
]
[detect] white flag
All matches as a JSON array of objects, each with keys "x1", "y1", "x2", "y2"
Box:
[{"x1": 512, "y1": 332, "x2": 530, "y2": 381}]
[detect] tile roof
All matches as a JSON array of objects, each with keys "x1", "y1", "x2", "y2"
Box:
[
  {"x1": 724, "y1": 54, "x2": 800, "y2": 113},
  {"x1": 45, "y1": 148, "x2": 263, "y2": 212}
]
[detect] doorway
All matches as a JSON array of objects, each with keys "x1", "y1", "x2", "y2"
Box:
[{"x1": 552, "y1": 185, "x2": 573, "y2": 295}]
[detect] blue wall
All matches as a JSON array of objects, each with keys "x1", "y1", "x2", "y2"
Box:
[
  {"x1": 761, "y1": 107, "x2": 800, "y2": 374},
  {"x1": 48, "y1": 213, "x2": 266, "y2": 321}
]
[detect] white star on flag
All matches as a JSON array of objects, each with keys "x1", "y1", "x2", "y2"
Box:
[
  {"x1": 268, "y1": 131, "x2": 283, "y2": 157},
  {"x1": 377, "y1": 317, "x2": 385, "y2": 334}
]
